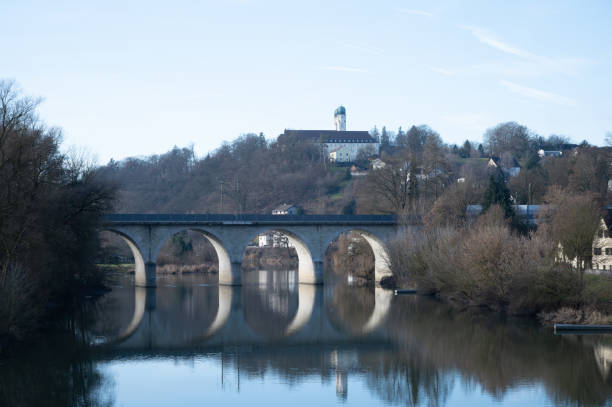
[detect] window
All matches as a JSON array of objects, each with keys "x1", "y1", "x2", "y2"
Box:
[
  {"x1": 606, "y1": 248, "x2": 612, "y2": 255},
  {"x1": 594, "y1": 248, "x2": 602, "y2": 255}
]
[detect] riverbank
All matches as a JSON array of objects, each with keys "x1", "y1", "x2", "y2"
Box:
[
  {"x1": 388, "y1": 222, "x2": 612, "y2": 326},
  {"x1": 0, "y1": 275, "x2": 111, "y2": 356}
]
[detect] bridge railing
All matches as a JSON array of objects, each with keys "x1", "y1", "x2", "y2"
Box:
[{"x1": 101, "y1": 213, "x2": 398, "y2": 225}]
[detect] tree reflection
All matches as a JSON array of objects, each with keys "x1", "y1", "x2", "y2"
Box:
[
  {"x1": 366, "y1": 356, "x2": 453, "y2": 407},
  {"x1": 325, "y1": 284, "x2": 375, "y2": 335},
  {"x1": 380, "y1": 296, "x2": 612, "y2": 407},
  {"x1": 0, "y1": 335, "x2": 113, "y2": 407}
]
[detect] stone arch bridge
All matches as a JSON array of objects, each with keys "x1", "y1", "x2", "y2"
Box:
[{"x1": 102, "y1": 214, "x2": 397, "y2": 287}]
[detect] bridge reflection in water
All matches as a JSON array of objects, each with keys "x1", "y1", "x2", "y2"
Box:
[
  {"x1": 6, "y1": 271, "x2": 612, "y2": 407},
  {"x1": 92, "y1": 272, "x2": 393, "y2": 350}
]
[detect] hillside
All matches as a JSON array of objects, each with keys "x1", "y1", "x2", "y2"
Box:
[{"x1": 99, "y1": 123, "x2": 611, "y2": 217}]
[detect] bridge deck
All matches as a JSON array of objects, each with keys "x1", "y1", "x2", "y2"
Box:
[{"x1": 102, "y1": 214, "x2": 397, "y2": 226}]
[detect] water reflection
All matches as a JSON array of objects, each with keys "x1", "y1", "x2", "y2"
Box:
[
  {"x1": 325, "y1": 284, "x2": 393, "y2": 336},
  {"x1": 3, "y1": 271, "x2": 612, "y2": 406},
  {"x1": 242, "y1": 270, "x2": 299, "y2": 339},
  {"x1": 88, "y1": 272, "x2": 391, "y2": 348},
  {"x1": 0, "y1": 333, "x2": 114, "y2": 406}
]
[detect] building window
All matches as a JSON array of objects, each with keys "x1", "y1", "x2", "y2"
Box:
[{"x1": 594, "y1": 248, "x2": 602, "y2": 255}]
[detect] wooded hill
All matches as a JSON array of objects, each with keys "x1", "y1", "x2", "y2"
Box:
[
  {"x1": 99, "y1": 122, "x2": 611, "y2": 217},
  {"x1": 99, "y1": 132, "x2": 355, "y2": 214}
]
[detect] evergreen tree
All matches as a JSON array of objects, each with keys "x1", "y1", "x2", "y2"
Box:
[
  {"x1": 380, "y1": 127, "x2": 391, "y2": 153},
  {"x1": 460, "y1": 140, "x2": 472, "y2": 158},
  {"x1": 482, "y1": 175, "x2": 514, "y2": 218},
  {"x1": 393, "y1": 126, "x2": 405, "y2": 148},
  {"x1": 381, "y1": 126, "x2": 388, "y2": 147},
  {"x1": 477, "y1": 144, "x2": 485, "y2": 157},
  {"x1": 370, "y1": 126, "x2": 380, "y2": 142},
  {"x1": 523, "y1": 149, "x2": 540, "y2": 170}
]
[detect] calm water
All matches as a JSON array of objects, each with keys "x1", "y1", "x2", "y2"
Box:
[{"x1": 2, "y1": 270, "x2": 612, "y2": 406}]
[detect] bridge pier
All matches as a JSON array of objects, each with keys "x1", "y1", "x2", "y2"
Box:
[
  {"x1": 145, "y1": 287, "x2": 157, "y2": 311},
  {"x1": 136, "y1": 262, "x2": 157, "y2": 287},
  {"x1": 219, "y1": 261, "x2": 243, "y2": 286},
  {"x1": 300, "y1": 260, "x2": 324, "y2": 285}
]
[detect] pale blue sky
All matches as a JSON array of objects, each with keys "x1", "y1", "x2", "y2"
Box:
[{"x1": 2, "y1": 0, "x2": 611, "y2": 163}]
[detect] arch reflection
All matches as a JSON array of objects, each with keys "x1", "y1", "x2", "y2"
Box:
[
  {"x1": 202, "y1": 285, "x2": 233, "y2": 337},
  {"x1": 242, "y1": 270, "x2": 300, "y2": 339},
  {"x1": 91, "y1": 274, "x2": 394, "y2": 349},
  {"x1": 325, "y1": 284, "x2": 392, "y2": 335},
  {"x1": 284, "y1": 284, "x2": 316, "y2": 336}
]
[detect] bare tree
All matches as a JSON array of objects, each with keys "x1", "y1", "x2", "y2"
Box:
[
  {"x1": 361, "y1": 160, "x2": 410, "y2": 214},
  {"x1": 0, "y1": 79, "x2": 115, "y2": 305},
  {"x1": 424, "y1": 181, "x2": 481, "y2": 229},
  {"x1": 484, "y1": 122, "x2": 532, "y2": 158},
  {"x1": 549, "y1": 195, "x2": 601, "y2": 273},
  {"x1": 423, "y1": 132, "x2": 450, "y2": 199}
]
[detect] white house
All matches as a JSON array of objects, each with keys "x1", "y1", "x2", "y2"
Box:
[
  {"x1": 488, "y1": 156, "x2": 521, "y2": 177},
  {"x1": 538, "y1": 149, "x2": 563, "y2": 158},
  {"x1": 258, "y1": 231, "x2": 292, "y2": 248},
  {"x1": 591, "y1": 219, "x2": 612, "y2": 271},
  {"x1": 272, "y1": 204, "x2": 298, "y2": 215},
  {"x1": 560, "y1": 218, "x2": 612, "y2": 271}
]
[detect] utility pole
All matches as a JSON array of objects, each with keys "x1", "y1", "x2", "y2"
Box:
[
  {"x1": 233, "y1": 178, "x2": 242, "y2": 213},
  {"x1": 219, "y1": 180, "x2": 224, "y2": 212}
]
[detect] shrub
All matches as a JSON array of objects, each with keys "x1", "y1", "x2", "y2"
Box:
[{"x1": 388, "y1": 222, "x2": 583, "y2": 315}]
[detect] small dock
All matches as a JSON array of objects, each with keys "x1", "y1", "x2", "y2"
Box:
[
  {"x1": 394, "y1": 289, "x2": 417, "y2": 295},
  {"x1": 554, "y1": 324, "x2": 612, "y2": 334}
]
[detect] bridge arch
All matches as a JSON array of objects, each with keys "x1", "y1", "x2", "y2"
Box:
[
  {"x1": 100, "y1": 214, "x2": 397, "y2": 287},
  {"x1": 324, "y1": 228, "x2": 392, "y2": 283},
  {"x1": 152, "y1": 227, "x2": 240, "y2": 285},
  {"x1": 240, "y1": 228, "x2": 320, "y2": 284},
  {"x1": 103, "y1": 229, "x2": 148, "y2": 286}
]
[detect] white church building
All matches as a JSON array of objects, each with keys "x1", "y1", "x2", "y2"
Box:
[{"x1": 281, "y1": 106, "x2": 379, "y2": 163}]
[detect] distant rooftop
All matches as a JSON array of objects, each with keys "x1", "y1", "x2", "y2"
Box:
[
  {"x1": 281, "y1": 129, "x2": 377, "y2": 143},
  {"x1": 334, "y1": 106, "x2": 346, "y2": 116},
  {"x1": 273, "y1": 203, "x2": 296, "y2": 212}
]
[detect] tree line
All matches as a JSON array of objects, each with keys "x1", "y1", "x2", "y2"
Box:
[{"x1": 99, "y1": 132, "x2": 350, "y2": 214}]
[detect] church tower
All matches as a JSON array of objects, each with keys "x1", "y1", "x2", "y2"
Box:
[{"x1": 334, "y1": 106, "x2": 346, "y2": 131}]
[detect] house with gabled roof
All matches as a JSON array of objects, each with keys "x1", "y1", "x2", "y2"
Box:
[{"x1": 272, "y1": 204, "x2": 298, "y2": 215}]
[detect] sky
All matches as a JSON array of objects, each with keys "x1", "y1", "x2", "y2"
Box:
[{"x1": 2, "y1": 0, "x2": 611, "y2": 163}]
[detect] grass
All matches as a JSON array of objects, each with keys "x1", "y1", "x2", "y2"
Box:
[{"x1": 96, "y1": 263, "x2": 135, "y2": 273}]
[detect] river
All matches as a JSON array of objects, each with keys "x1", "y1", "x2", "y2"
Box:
[{"x1": 1, "y1": 270, "x2": 611, "y2": 406}]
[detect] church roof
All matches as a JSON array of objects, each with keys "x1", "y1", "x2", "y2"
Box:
[{"x1": 281, "y1": 129, "x2": 377, "y2": 143}]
